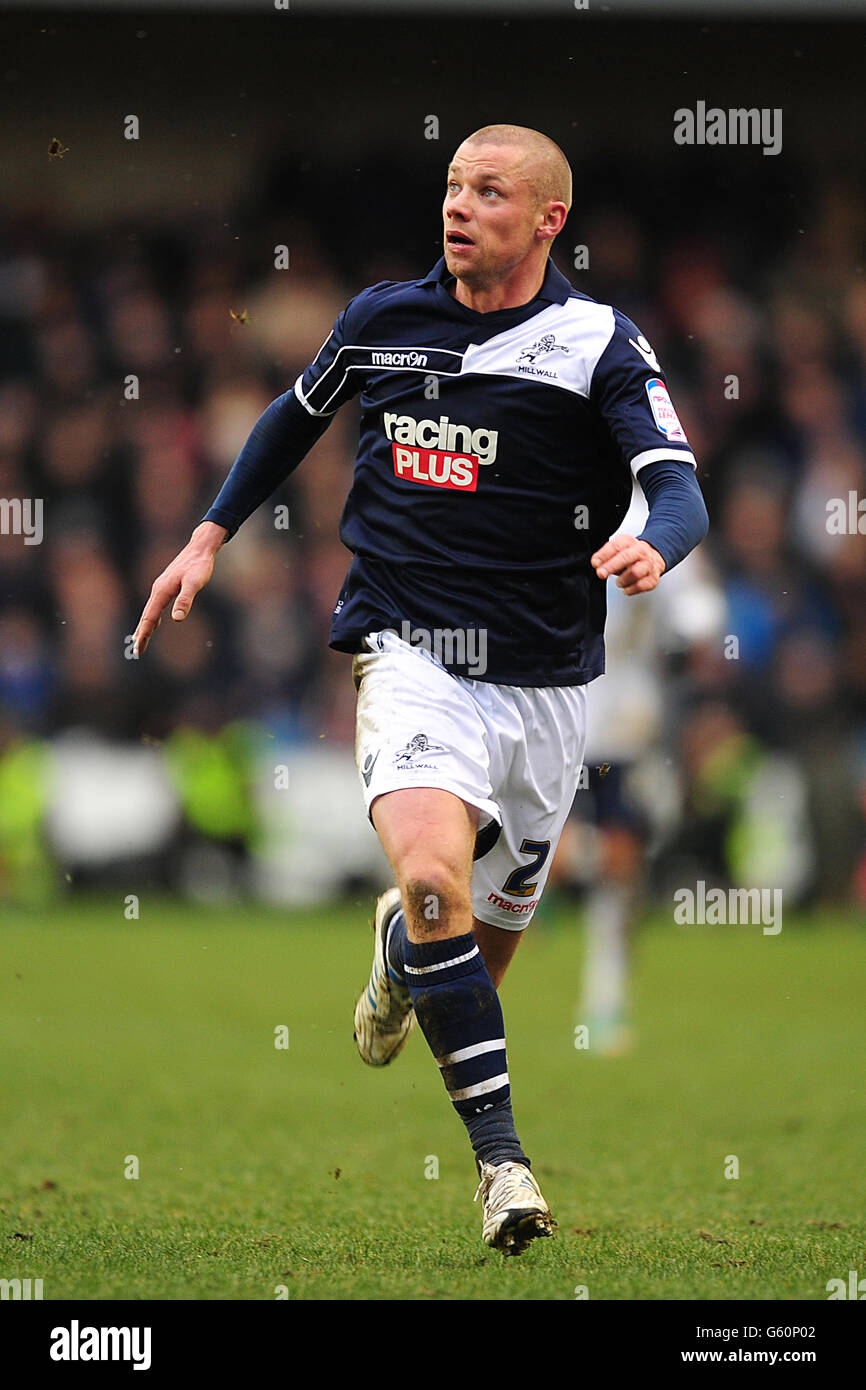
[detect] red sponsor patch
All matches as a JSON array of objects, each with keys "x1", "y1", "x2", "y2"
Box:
[{"x1": 392, "y1": 443, "x2": 478, "y2": 491}]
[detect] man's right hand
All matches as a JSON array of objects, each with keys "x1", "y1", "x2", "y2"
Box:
[{"x1": 133, "y1": 521, "x2": 228, "y2": 657}]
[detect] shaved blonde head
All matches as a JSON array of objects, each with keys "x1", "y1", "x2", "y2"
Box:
[
  {"x1": 459, "y1": 124, "x2": 573, "y2": 214},
  {"x1": 443, "y1": 124, "x2": 572, "y2": 303}
]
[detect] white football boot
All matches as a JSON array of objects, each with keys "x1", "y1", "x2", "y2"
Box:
[
  {"x1": 474, "y1": 1160, "x2": 557, "y2": 1255},
  {"x1": 353, "y1": 887, "x2": 416, "y2": 1066}
]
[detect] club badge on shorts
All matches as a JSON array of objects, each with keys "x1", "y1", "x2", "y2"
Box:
[{"x1": 394, "y1": 733, "x2": 449, "y2": 768}]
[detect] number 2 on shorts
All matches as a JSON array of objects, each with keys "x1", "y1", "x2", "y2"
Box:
[{"x1": 502, "y1": 838, "x2": 551, "y2": 898}]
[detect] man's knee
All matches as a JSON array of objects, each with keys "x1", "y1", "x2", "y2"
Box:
[
  {"x1": 399, "y1": 867, "x2": 471, "y2": 938},
  {"x1": 371, "y1": 787, "x2": 477, "y2": 938}
]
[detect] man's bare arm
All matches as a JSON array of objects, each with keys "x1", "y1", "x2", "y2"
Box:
[{"x1": 132, "y1": 521, "x2": 228, "y2": 657}]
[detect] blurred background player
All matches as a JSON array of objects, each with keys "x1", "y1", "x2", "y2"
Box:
[{"x1": 553, "y1": 484, "x2": 727, "y2": 1056}]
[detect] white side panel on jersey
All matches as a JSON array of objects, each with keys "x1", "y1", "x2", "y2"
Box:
[
  {"x1": 460, "y1": 299, "x2": 616, "y2": 399},
  {"x1": 614, "y1": 479, "x2": 650, "y2": 538}
]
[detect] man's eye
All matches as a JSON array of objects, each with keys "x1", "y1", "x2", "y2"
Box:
[{"x1": 482, "y1": 187, "x2": 501, "y2": 197}]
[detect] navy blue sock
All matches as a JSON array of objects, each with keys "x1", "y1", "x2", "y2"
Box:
[
  {"x1": 387, "y1": 919, "x2": 529, "y2": 1170},
  {"x1": 385, "y1": 908, "x2": 410, "y2": 986}
]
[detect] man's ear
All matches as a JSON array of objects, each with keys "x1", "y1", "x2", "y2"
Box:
[{"x1": 537, "y1": 202, "x2": 568, "y2": 242}]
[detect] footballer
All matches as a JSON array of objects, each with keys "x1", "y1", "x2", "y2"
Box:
[{"x1": 133, "y1": 125, "x2": 708, "y2": 1256}]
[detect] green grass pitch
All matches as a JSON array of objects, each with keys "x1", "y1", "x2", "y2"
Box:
[{"x1": 1, "y1": 897, "x2": 863, "y2": 1301}]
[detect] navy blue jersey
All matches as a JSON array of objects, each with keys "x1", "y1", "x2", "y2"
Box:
[
  {"x1": 213, "y1": 255, "x2": 699, "y2": 686},
  {"x1": 292, "y1": 256, "x2": 697, "y2": 685}
]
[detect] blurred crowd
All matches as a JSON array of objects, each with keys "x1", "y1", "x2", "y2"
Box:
[{"x1": 1, "y1": 149, "x2": 864, "y2": 908}]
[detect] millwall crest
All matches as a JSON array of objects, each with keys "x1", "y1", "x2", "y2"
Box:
[
  {"x1": 517, "y1": 333, "x2": 572, "y2": 365},
  {"x1": 394, "y1": 733, "x2": 448, "y2": 765}
]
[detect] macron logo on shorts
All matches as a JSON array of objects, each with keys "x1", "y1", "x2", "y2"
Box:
[
  {"x1": 384, "y1": 412, "x2": 498, "y2": 492},
  {"x1": 486, "y1": 891, "x2": 539, "y2": 916}
]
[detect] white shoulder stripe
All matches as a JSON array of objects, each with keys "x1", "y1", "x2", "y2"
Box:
[{"x1": 460, "y1": 299, "x2": 615, "y2": 400}]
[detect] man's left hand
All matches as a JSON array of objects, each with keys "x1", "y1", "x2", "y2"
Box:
[{"x1": 591, "y1": 535, "x2": 666, "y2": 595}]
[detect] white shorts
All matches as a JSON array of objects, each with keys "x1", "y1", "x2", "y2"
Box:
[{"x1": 352, "y1": 630, "x2": 587, "y2": 930}]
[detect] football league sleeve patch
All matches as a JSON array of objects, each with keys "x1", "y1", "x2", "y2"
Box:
[{"x1": 589, "y1": 309, "x2": 697, "y2": 478}]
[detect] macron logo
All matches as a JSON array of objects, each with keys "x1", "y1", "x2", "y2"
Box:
[
  {"x1": 372, "y1": 350, "x2": 428, "y2": 368},
  {"x1": 50, "y1": 1321, "x2": 152, "y2": 1372}
]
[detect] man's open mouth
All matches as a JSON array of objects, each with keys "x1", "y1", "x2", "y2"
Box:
[{"x1": 446, "y1": 231, "x2": 475, "y2": 246}]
